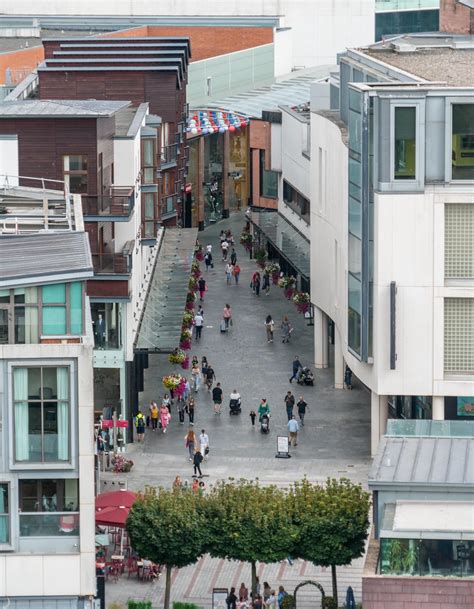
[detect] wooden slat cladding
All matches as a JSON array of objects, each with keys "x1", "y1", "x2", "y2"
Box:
[
  {"x1": 0, "y1": 116, "x2": 99, "y2": 193},
  {"x1": 86, "y1": 279, "x2": 129, "y2": 298}
]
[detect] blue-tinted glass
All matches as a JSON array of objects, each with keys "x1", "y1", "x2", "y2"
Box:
[
  {"x1": 348, "y1": 234, "x2": 362, "y2": 278},
  {"x1": 42, "y1": 284, "x2": 66, "y2": 304},
  {"x1": 349, "y1": 197, "x2": 362, "y2": 239},
  {"x1": 349, "y1": 157, "x2": 362, "y2": 188},
  {"x1": 349, "y1": 110, "x2": 362, "y2": 155},
  {"x1": 70, "y1": 283, "x2": 83, "y2": 335},
  {"x1": 42, "y1": 307, "x2": 66, "y2": 335},
  {"x1": 348, "y1": 273, "x2": 362, "y2": 313}
]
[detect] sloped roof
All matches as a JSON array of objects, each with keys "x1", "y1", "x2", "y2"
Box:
[
  {"x1": 0, "y1": 232, "x2": 93, "y2": 287},
  {"x1": 369, "y1": 436, "x2": 474, "y2": 488},
  {"x1": 0, "y1": 99, "x2": 130, "y2": 118}
]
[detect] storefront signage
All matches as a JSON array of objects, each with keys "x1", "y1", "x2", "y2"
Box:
[
  {"x1": 101, "y1": 420, "x2": 114, "y2": 429},
  {"x1": 276, "y1": 435, "x2": 291, "y2": 459},
  {"x1": 212, "y1": 588, "x2": 228, "y2": 609},
  {"x1": 116, "y1": 420, "x2": 129, "y2": 428}
]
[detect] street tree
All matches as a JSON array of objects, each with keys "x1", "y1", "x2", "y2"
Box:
[
  {"x1": 289, "y1": 478, "x2": 371, "y2": 605},
  {"x1": 204, "y1": 479, "x2": 296, "y2": 595},
  {"x1": 126, "y1": 487, "x2": 207, "y2": 609}
]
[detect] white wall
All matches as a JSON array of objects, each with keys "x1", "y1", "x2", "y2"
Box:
[
  {"x1": 5, "y1": 0, "x2": 375, "y2": 68},
  {"x1": 274, "y1": 28, "x2": 293, "y2": 76},
  {"x1": 0, "y1": 135, "x2": 19, "y2": 185}
]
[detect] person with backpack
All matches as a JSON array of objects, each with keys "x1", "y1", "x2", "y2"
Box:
[
  {"x1": 204, "y1": 250, "x2": 213, "y2": 271},
  {"x1": 135, "y1": 410, "x2": 146, "y2": 442},
  {"x1": 277, "y1": 586, "x2": 288, "y2": 609}
]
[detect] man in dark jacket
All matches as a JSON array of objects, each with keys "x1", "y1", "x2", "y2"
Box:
[
  {"x1": 297, "y1": 397, "x2": 308, "y2": 426},
  {"x1": 289, "y1": 356, "x2": 302, "y2": 383},
  {"x1": 193, "y1": 450, "x2": 203, "y2": 477},
  {"x1": 212, "y1": 382, "x2": 223, "y2": 414},
  {"x1": 284, "y1": 391, "x2": 295, "y2": 421}
]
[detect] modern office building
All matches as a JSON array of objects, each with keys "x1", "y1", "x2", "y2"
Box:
[
  {"x1": 310, "y1": 33, "x2": 474, "y2": 454},
  {"x1": 0, "y1": 179, "x2": 96, "y2": 608},
  {"x1": 375, "y1": 0, "x2": 440, "y2": 40}
]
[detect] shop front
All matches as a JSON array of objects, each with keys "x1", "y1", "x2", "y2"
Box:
[{"x1": 186, "y1": 109, "x2": 249, "y2": 230}]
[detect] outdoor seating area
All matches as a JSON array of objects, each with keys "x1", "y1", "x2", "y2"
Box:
[{"x1": 95, "y1": 489, "x2": 161, "y2": 584}]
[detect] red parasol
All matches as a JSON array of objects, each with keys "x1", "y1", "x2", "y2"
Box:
[
  {"x1": 96, "y1": 489, "x2": 137, "y2": 510},
  {"x1": 95, "y1": 505, "x2": 130, "y2": 528}
]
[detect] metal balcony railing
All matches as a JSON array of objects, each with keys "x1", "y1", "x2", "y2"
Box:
[
  {"x1": 82, "y1": 187, "x2": 134, "y2": 216},
  {"x1": 161, "y1": 193, "x2": 178, "y2": 217},
  {"x1": 160, "y1": 143, "x2": 178, "y2": 166},
  {"x1": 91, "y1": 253, "x2": 130, "y2": 274}
]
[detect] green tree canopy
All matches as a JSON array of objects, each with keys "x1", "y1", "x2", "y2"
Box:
[
  {"x1": 126, "y1": 487, "x2": 207, "y2": 609},
  {"x1": 204, "y1": 479, "x2": 297, "y2": 594},
  {"x1": 289, "y1": 478, "x2": 371, "y2": 603}
]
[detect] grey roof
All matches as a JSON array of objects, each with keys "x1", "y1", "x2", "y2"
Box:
[
  {"x1": 0, "y1": 232, "x2": 93, "y2": 287},
  {"x1": 205, "y1": 65, "x2": 335, "y2": 119},
  {"x1": 0, "y1": 99, "x2": 130, "y2": 118},
  {"x1": 369, "y1": 436, "x2": 474, "y2": 488}
]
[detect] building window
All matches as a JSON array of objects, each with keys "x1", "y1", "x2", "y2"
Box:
[
  {"x1": 63, "y1": 155, "x2": 88, "y2": 194},
  {"x1": 394, "y1": 107, "x2": 416, "y2": 180},
  {"x1": 143, "y1": 192, "x2": 155, "y2": 238},
  {"x1": 19, "y1": 479, "x2": 79, "y2": 537},
  {"x1": 452, "y1": 104, "x2": 474, "y2": 181},
  {"x1": 444, "y1": 298, "x2": 474, "y2": 374},
  {"x1": 282, "y1": 180, "x2": 310, "y2": 223},
  {"x1": 13, "y1": 366, "x2": 70, "y2": 463},
  {"x1": 42, "y1": 282, "x2": 83, "y2": 336},
  {"x1": 143, "y1": 139, "x2": 155, "y2": 167},
  {"x1": 91, "y1": 302, "x2": 122, "y2": 350},
  {"x1": 445, "y1": 204, "x2": 474, "y2": 280},
  {"x1": 259, "y1": 151, "x2": 278, "y2": 199},
  {"x1": 0, "y1": 484, "x2": 9, "y2": 544}
]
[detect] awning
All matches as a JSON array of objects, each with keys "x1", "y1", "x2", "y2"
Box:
[
  {"x1": 251, "y1": 211, "x2": 310, "y2": 279},
  {"x1": 135, "y1": 227, "x2": 198, "y2": 352},
  {"x1": 380, "y1": 501, "x2": 474, "y2": 540}
]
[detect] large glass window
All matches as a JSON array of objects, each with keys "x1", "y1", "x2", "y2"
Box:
[
  {"x1": 63, "y1": 155, "x2": 88, "y2": 194},
  {"x1": 452, "y1": 104, "x2": 474, "y2": 180},
  {"x1": 19, "y1": 479, "x2": 79, "y2": 537},
  {"x1": 143, "y1": 192, "x2": 155, "y2": 238},
  {"x1": 13, "y1": 366, "x2": 70, "y2": 463},
  {"x1": 260, "y1": 151, "x2": 278, "y2": 199},
  {"x1": 394, "y1": 107, "x2": 416, "y2": 180},
  {"x1": 91, "y1": 302, "x2": 122, "y2": 350},
  {"x1": 0, "y1": 484, "x2": 9, "y2": 544},
  {"x1": 283, "y1": 180, "x2": 310, "y2": 223}
]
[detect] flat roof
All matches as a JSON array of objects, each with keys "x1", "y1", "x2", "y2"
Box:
[
  {"x1": 0, "y1": 232, "x2": 93, "y2": 287},
  {"x1": 114, "y1": 102, "x2": 149, "y2": 138},
  {"x1": 369, "y1": 436, "x2": 474, "y2": 488},
  {"x1": 0, "y1": 99, "x2": 130, "y2": 118}
]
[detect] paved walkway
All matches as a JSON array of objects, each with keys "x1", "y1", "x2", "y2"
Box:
[{"x1": 104, "y1": 212, "x2": 371, "y2": 608}]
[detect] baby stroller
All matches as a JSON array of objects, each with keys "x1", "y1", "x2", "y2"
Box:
[
  {"x1": 229, "y1": 398, "x2": 241, "y2": 415},
  {"x1": 260, "y1": 413, "x2": 270, "y2": 434},
  {"x1": 297, "y1": 367, "x2": 315, "y2": 386}
]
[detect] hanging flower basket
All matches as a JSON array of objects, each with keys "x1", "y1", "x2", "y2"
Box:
[
  {"x1": 185, "y1": 301, "x2": 195, "y2": 312},
  {"x1": 162, "y1": 373, "x2": 183, "y2": 391},
  {"x1": 284, "y1": 287, "x2": 295, "y2": 299},
  {"x1": 186, "y1": 291, "x2": 196, "y2": 303},
  {"x1": 194, "y1": 246, "x2": 205, "y2": 262},
  {"x1": 240, "y1": 231, "x2": 253, "y2": 252},
  {"x1": 182, "y1": 310, "x2": 195, "y2": 328},
  {"x1": 188, "y1": 277, "x2": 199, "y2": 292},
  {"x1": 112, "y1": 454, "x2": 134, "y2": 473},
  {"x1": 293, "y1": 291, "x2": 311, "y2": 314},
  {"x1": 181, "y1": 355, "x2": 190, "y2": 370},
  {"x1": 265, "y1": 262, "x2": 281, "y2": 284},
  {"x1": 179, "y1": 328, "x2": 192, "y2": 350},
  {"x1": 169, "y1": 348, "x2": 186, "y2": 365},
  {"x1": 254, "y1": 247, "x2": 267, "y2": 269}
]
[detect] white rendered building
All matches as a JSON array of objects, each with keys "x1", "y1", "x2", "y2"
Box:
[
  {"x1": 0, "y1": 184, "x2": 96, "y2": 608},
  {"x1": 310, "y1": 34, "x2": 474, "y2": 454}
]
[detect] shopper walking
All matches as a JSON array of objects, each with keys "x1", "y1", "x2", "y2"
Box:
[
  {"x1": 177, "y1": 398, "x2": 186, "y2": 425},
  {"x1": 284, "y1": 391, "x2": 295, "y2": 421},
  {"x1": 212, "y1": 382, "x2": 223, "y2": 414},
  {"x1": 252, "y1": 271, "x2": 261, "y2": 296},
  {"x1": 188, "y1": 396, "x2": 195, "y2": 425},
  {"x1": 221, "y1": 239, "x2": 229, "y2": 261},
  {"x1": 230, "y1": 248, "x2": 237, "y2": 265},
  {"x1": 289, "y1": 355, "x2": 303, "y2": 383},
  {"x1": 185, "y1": 429, "x2": 196, "y2": 461},
  {"x1": 258, "y1": 398, "x2": 270, "y2": 422},
  {"x1": 191, "y1": 361, "x2": 201, "y2": 392},
  {"x1": 225, "y1": 263, "x2": 233, "y2": 285},
  {"x1": 194, "y1": 311, "x2": 204, "y2": 340},
  {"x1": 193, "y1": 449, "x2": 204, "y2": 477},
  {"x1": 149, "y1": 401, "x2": 159, "y2": 431},
  {"x1": 262, "y1": 272, "x2": 271, "y2": 296},
  {"x1": 198, "y1": 277, "x2": 206, "y2": 301},
  {"x1": 297, "y1": 396, "x2": 308, "y2": 426},
  {"x1": 135, "y1": 410, "x2": 146, "y2": 442},
  {"x1": 204, "y1": 250, "x2": 213, "y2": 271},
  {"x1": 160, "y1": 403, "x2": 171, "y2": 433},
  {"x1": 223, "y1": 304, "x2": 232, "y2": 329},
  {"x1": 281, "y1": 316, "x2": 293, "y2": 343},
  {"x1": 205, "y1": 363, "x2": 215, "y2": 390},
  {"x1": 344, "y1": 366, "x2": 353, "y2": 390},
  {"x1": 199, "y1": 429, "x2": 210, "y2": 459},
  {"x1": 265, "y1": 314, "x2": 275, "y2": 343},
  {"x1": 287, "y1": 415, "x2": 299, "y2": 446},
  {"x1": 233, "y1": 263, "x2": 241, "y2": 284}
]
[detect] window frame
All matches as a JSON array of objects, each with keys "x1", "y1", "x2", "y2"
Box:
[
  {"x1": 0, "y1": 481, "x2": 11, "y2": 549},
  {"x1": 63, "y1": 154, "x2": 89, "y2": 195},
  {"x1": 389, "y1": 102, "x2": 420, "y2": 184},
  {"x1": 8, "y1": 361, "x2": 77, "y2": 472},
  {"x1": 259, "y1": 150, "x2": 278, "y2": 199},
  {"x1": 446, "y1": 98, "x2": 474, "y2": 183}
]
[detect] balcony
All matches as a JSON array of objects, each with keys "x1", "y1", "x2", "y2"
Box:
[
  {"x1": 92, "y1": 252, "x2": 130, "y2": 275},
  {"x1": 161, "y1": 193, "x2": 178, "y2": 220},
  {"x1": 160, "y1": 143, "x2": 179, "y2": 169},
  {"x1": 82, "y1": 187, "x2": 134, "y2": 218}
]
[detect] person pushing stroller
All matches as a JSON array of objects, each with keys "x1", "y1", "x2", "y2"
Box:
[{"x1": 258, "y1": 399, "x2": 270, "y2": 433}]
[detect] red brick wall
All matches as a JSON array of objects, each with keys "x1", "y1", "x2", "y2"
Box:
[
  {"x1": 363, "y1": 575, "x2": 474, "y2": 608},
  {"x1": 102, "y1": 25, "x2": 273, "y2": 61},
  {"x1": 440, "y1": 0, "x2": 473, "y2": 34}
]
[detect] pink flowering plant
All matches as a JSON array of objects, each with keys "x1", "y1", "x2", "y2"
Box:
[{"x1": 293, "y1": 291, "x2": 311, "y2": 314}]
